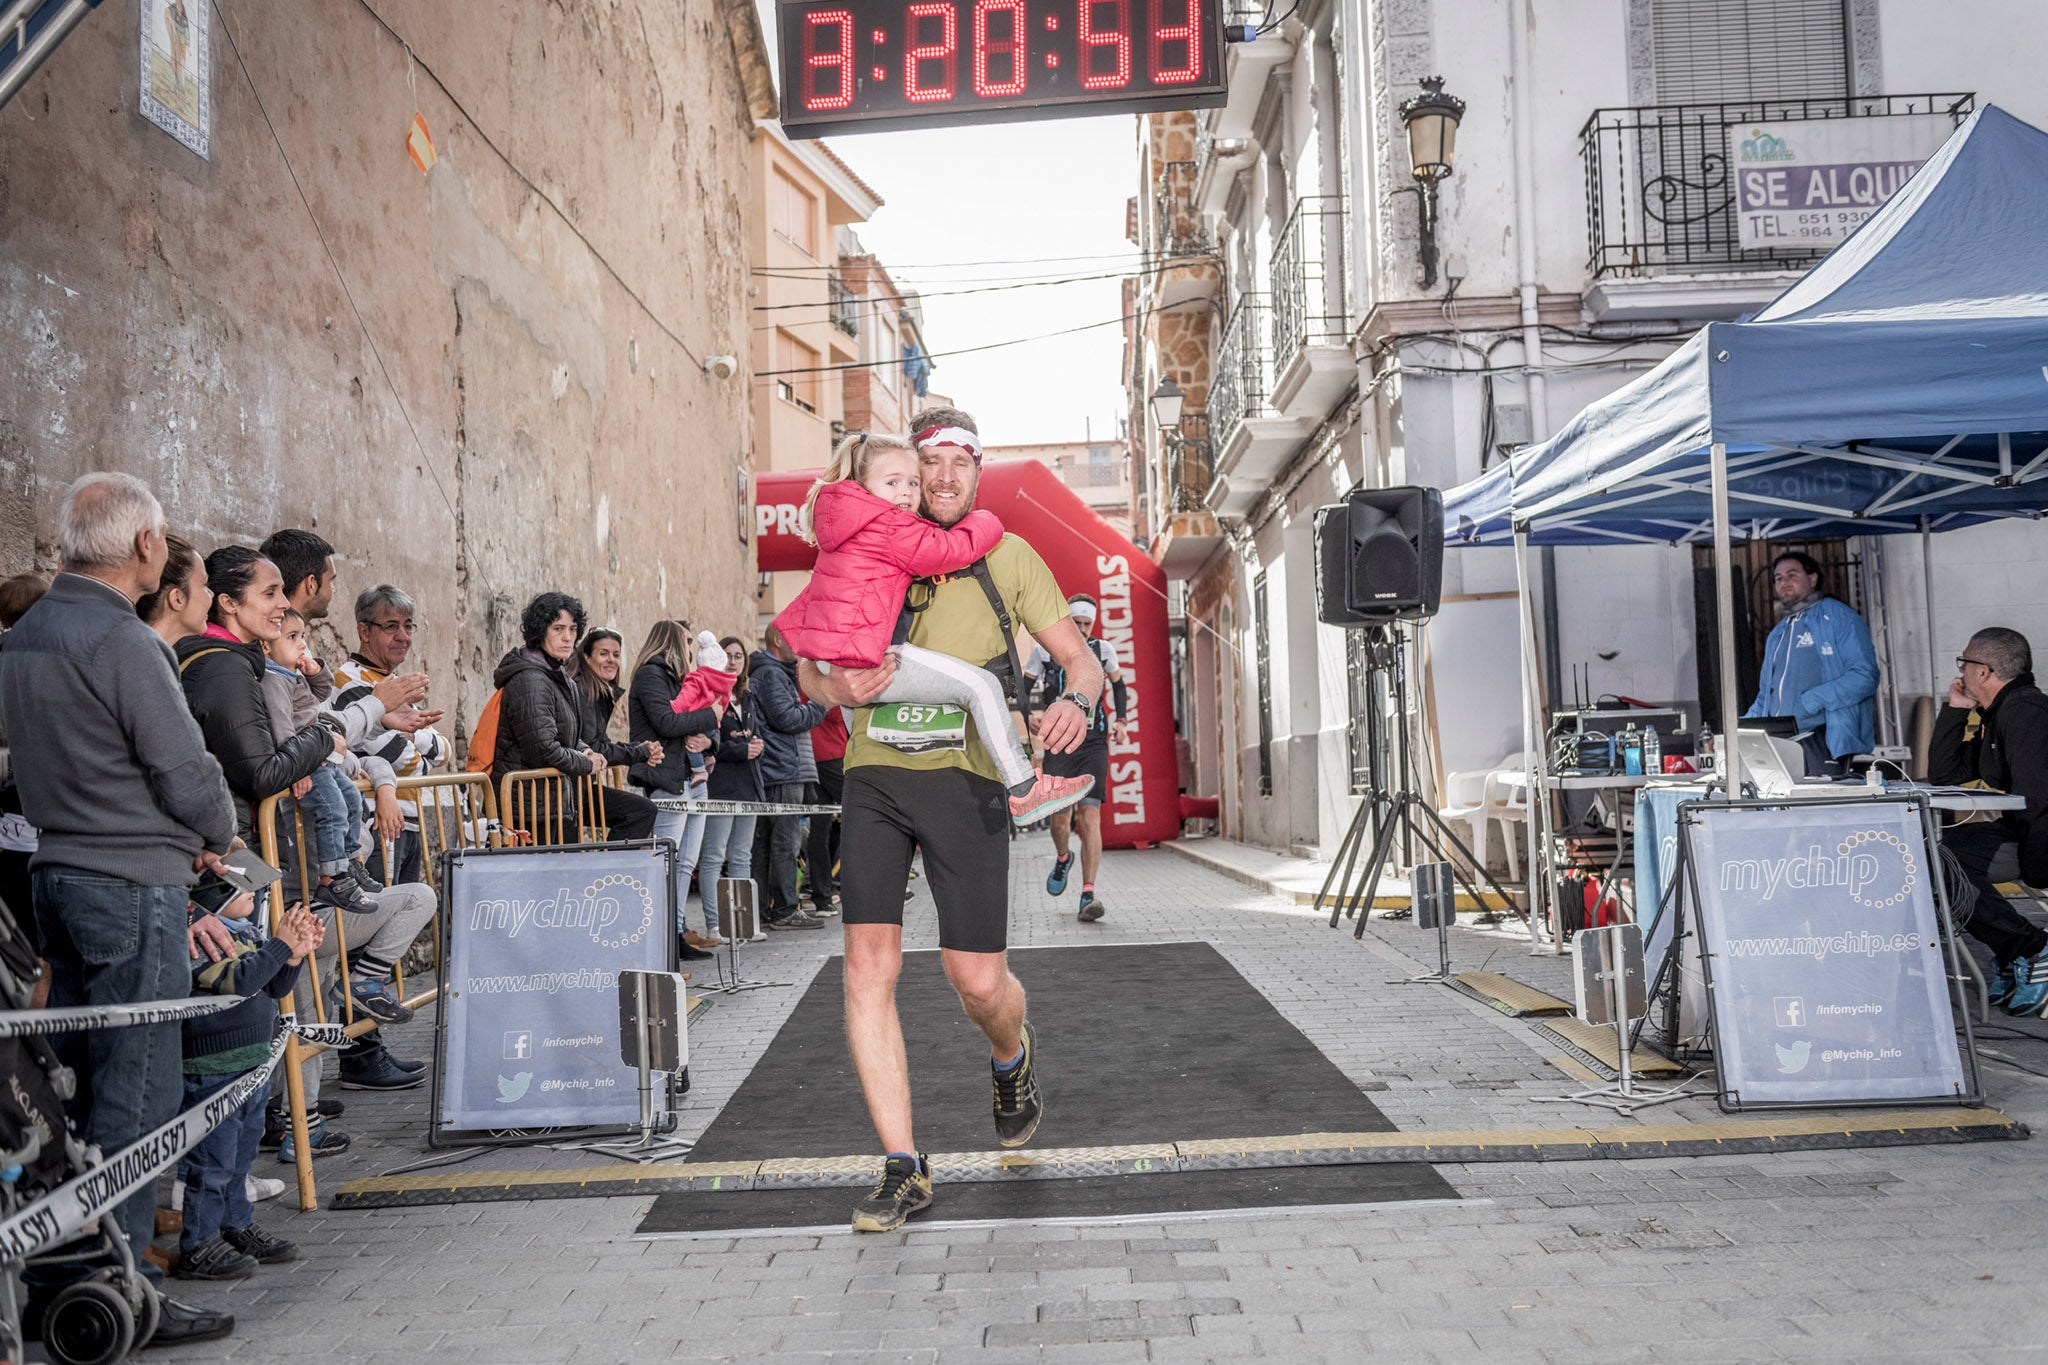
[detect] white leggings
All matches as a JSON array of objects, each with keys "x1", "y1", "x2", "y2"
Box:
[{"x1": 874, "y1": 642, "x2": 1035, "y2": 791}]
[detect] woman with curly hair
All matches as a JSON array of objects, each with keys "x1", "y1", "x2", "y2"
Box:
[{"x1": 490, "y1": 592, "x2": 658, "y2": 841}]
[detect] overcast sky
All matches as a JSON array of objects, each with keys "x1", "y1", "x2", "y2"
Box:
[{"x1": 755, "y1": 2, "x2": 1140, "y2": 446}]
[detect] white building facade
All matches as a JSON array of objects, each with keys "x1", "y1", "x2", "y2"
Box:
[{"x1": 1130, "y1": 0, "x2": 2048, "y2": 859}]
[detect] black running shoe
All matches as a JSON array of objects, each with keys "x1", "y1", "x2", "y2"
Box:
[
  {"x1": 992, "y1": 1021, "x2": 1045, "y2": 1148},
  {"x1": 1046, "y1": 852, "x2": 1073, "y2": 897},
  {"x1": 849, "y1": 1154, "x2": 933, "y2": 1233}
]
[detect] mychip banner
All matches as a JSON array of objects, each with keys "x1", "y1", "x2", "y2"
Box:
[
  {"x1": 436, "y1": 843, "x2": 676, "y2": 1139},
  {"x1": 1686, "y1": 798, "x2": 1971, "y2": 1108},
  {"x1": 1730, "y1": 113, "x2": 1954, "y2": 250}
]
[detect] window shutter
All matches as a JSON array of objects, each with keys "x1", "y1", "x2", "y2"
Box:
[{"x1": 1650, "y1": 0, "x2": 1849, "y2": 104}]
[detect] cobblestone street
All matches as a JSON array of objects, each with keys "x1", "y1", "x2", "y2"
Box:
[{"x1": 152, "y1": 841, "x2": 2048, "y2": 1363}]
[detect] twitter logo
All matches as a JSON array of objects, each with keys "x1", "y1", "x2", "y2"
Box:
[
  {"x1": 1774, "y1": 1041, "x2": 1811, "y2": 1075},
  {"x1": 496, "y1": 1072, "x2": 533, "y2": 1104}
]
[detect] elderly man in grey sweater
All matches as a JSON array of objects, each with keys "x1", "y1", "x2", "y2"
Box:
[{"x1": 0, "y1": 472, "x2": 240, "y2": 1347}]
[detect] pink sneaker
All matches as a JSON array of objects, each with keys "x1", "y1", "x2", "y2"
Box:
[{"x1": 1009, "y1": 773, "x2": 1095, "y2": 826}]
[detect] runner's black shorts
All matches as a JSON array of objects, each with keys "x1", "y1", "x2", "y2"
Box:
[
  {"x1": 839, "y1": 764, "x2": 1010, "y2": 953},
  {"x1": 1042, "y1": 733, "x2": 1110, "y2": 807}
]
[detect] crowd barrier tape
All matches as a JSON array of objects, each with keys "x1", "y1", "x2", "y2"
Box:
[
  {"x1": 0, "y1": 1014, "x2": 344, "y2": 1266},
  {"x1": 0, "y1": 998, "x2": 238, "y2": 1040},
  {"x1": 647, "y1": 799, "x2": 843, "y2": 816},
  {"x1": 257, "y1": 771, "x2": 500, "y2": 1209}
]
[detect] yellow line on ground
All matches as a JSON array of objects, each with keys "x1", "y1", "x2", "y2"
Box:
[{"x1": 335, "y1": 1108, "x2": 2021, "y2": 1199}]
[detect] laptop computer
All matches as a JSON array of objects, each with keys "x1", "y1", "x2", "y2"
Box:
[{"x1": 1733, "y1": 726, "x2": 1835, "y2": 797}]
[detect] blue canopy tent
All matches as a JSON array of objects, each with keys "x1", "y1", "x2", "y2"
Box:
[{"x1": 1441, "y1": 104, "x2": 2048, "y2": 809}]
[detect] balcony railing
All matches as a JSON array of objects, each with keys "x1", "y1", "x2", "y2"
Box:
[
  {"x1": 1211, "y1": 295, "x2": 1269, "y2": 450},
  {"x1": 1271, "y1": 196, "x2": 1348, "y2": 362},
  {"x1": 1167, "y1": 412, "x2": 1212, "y2": 513},
  {"x1": 1580, "y1": 93, "x2": 1972, "y2": 277},
  {"x1": 828, "y1": 273, "x2": 859, "y2": 337},
  {"x1": 1152, "y1": 160, "x2": 1207, "y2": 259}
]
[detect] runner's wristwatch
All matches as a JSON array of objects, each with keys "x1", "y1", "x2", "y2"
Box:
[{"x1": 1059, "y1": 689, "x2": 1093, "y2": 714}]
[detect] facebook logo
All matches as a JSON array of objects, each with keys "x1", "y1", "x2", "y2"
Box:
[
  {"x1": 1774, "y1": 997, "x2": 1805, "y2": 1028},
  {"x1": 503, "y1": 1030, "x2": 534, "y2": 1060}
]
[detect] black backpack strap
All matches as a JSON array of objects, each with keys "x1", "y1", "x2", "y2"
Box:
[
  {"x1": 892, "y1": 576, "x2": 935, "y2": 648},
  {"x1": 967, "y1": 558, "x2": 1032, "y2": 728}
]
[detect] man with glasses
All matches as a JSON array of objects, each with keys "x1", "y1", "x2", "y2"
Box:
[
  {"x1": 1743, "y1": 551, "x2": 1878, "y2": 776},
  {"x1": 1930, "y1": 628, "x2": 2048, "y2": 1014},
  {"x1": 330, "y1": 586, "x2": 451, "y2": 880}
]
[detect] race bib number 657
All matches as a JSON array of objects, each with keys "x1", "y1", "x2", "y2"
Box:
[{"x1": 868, "y1": 703, "x2": 969, "y2": 753}]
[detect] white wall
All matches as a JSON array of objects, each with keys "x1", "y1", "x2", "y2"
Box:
[
  {"x1": 1879, "y1": 0, "x2": 2048, "y2": 128},
  {"x1": 1882, "y1": 520, "x2": 2048, "y2": 708}
]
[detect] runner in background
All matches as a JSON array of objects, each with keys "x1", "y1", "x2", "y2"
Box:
[{"x1": 1027, "y1": 594, "x2": 1128, "y2": 922}]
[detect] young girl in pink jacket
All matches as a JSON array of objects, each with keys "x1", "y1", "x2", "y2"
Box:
[{"x1": 773, "y1": 432, "x2": 1092, "y2": 825}]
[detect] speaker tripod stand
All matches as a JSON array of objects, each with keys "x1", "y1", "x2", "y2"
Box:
[{"x1": 1314, "y1": 629, "x2": 1523, "y2": 938}]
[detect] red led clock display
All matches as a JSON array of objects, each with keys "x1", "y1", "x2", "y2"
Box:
[{"x1": 779, "y1": 0, "x2": 1225, "y2": 138}]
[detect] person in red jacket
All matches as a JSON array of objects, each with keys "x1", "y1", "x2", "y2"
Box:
[{"x1": 774, "y1": 431, "x2": 1090, "y2": 827}]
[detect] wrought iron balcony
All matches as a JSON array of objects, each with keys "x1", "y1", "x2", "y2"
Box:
[
  {"x1": 1152, "y1": 160, "x2": 1208, "y2": 260},
  {"x1": 828, "y1": 273, "x2": 860, "y2": 337},
  {"x1": 1167, "y1": 412, "x2": 1213, "y2": 513},
  {"x1": 1210, "y1": 295, "x2": 1270, "y2": 450},
  {"x1": 1580, "y1": 93, "x2": 1972, "y2": 277},
  {"x1": 1271, "y1": 196, "x2": 1348, "y2": 364}
]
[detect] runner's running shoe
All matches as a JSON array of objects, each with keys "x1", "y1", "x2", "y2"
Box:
[
  {"x1": 1077, "y1": 890, "x2": 1104, "y2": 923},
  {"x1": 1046, "y1": 852, "x2": 1073, "y2": 897},
  {"x1": 1009, "y1": 774, "x2": 1094, "y2": 827},
  {"x1": 992, "y1": 1020, "x2": 1045, "y2": 1148},
  {"x1": 850, "y1": 1154, "x2": 933, "y2": 1233}
]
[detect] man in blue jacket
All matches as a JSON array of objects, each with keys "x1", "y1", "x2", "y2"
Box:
[
  {"x1": 1743, "y1": 552, "x2": 1878, "y2": 775},
  {"x1": 751, "y1": 627, "x2": 829, "y2": 930}
]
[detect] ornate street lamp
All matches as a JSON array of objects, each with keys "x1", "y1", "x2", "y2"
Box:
[
  {"x1": 1149, "y1": 376, "x2": 1186, "y2": 432},
  {"x1": 1397, "y1": 76, "x2": 1465, "y2": 289}
]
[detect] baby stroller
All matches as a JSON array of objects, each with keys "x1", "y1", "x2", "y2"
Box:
[{"x1": 0, "y1": 891, "x2": 162, "y2": 1365}]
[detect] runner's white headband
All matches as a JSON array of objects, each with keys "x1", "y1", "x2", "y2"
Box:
[{"x1": 914, "y1": 425, "x2": 982, "y2": 464}]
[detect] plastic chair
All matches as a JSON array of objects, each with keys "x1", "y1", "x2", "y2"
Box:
[
  {"x1": 1480, "y1": 750, "x2": 1537, "y2": 881},
  {"x1": 1437, "y1": 756, "x2": 1509, "y2": 873}
]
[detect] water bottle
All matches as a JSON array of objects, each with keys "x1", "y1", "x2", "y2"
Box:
[
  {"x1": 1642, "y1": 724, "x2": 1661, "y2": 776},
  {"x1": 1699, "y1": 719, "x2": 1714, "y2": 776},
  {"x1": 1621, "y1": 724, "x2": 1644, "y2": 776}
]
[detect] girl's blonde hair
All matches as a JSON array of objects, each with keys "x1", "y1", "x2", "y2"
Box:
[{"x1": 800, "y1": 431, "x2": 915, "y2": 545}]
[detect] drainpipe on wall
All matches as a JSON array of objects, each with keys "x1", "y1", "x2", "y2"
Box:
[{"x1": 1507, "y1": 0, "x2": 1562, "y2": 713}]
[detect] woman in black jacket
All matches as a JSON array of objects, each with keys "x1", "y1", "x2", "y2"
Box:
[
  {"x1": 567, "y1": 627, "x2": 647, "y2": 771},
  {"x1": 694, "y1": 637, "x2": 767, "y2": 936},
  {"x1": 626, "y1": 620, "x2": 723, "y2": 954},
  {"x1": 491, "y1": 593, "x2": 659, "y2": 842},
  {"x1": 175, "y1": 547, "x2": 356, "y2": 909}
]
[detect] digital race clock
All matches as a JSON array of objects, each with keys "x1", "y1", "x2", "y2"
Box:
[{"x1": 778, "y1": 0, "x2": 1228, "y2": 138}]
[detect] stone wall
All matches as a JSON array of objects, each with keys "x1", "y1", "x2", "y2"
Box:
[{"x1": 0, "y1": 0, "x2": 766, "y2": 745}]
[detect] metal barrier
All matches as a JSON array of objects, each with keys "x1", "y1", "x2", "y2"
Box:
[
  {"x1": 254, "y1": 771, "x2": 499, "y2": 1209},
  {"x1": 497, "y1": 767, "x2": 611, "y2": 845}
]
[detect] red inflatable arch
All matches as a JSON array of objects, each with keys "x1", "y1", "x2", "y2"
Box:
[{"x1": 755, "y1": 459, "x2": 1180, "y2": 849}]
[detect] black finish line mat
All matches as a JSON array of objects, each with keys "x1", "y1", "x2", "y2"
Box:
[
  {"x1": 638, "y1": 940, "x2": 1449, "y2": 1230},
  {"x1": 635, "y1": 1163, "x2": 1450, "y2": 1234},
  {"x1": 687, "y1": 941, "x2": 1417, "y2": 1158}
]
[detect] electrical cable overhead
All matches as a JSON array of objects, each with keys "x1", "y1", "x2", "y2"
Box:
[
  {"x1": 749, "y1": 259, "x2": 1220, "y2": 322},
  {"x1": 752, "y1": 248, "x2": 1171, "y2": 273},
  {"x1": 753, "y1": 301, "x2": 1207, "y2": 378},
  {"x1": 351, "y1": 0, "x2": 712, "y2": 372},
  {"x1": 211, "y1": 0, "x2": 458, "y2": 534}
]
